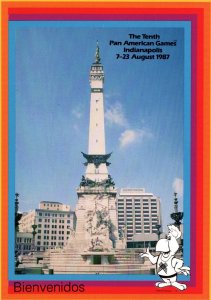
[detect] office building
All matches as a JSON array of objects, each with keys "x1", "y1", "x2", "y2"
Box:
[
  {"x1": 19, "y1": 201, "x2": 76, "y2": 251},
  {"x1": 117, "y1": 188, "x2": 162, "y2": 245}
]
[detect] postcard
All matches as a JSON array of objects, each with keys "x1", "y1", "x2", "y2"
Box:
[{"x1": 1, "y1": 1, "x2": 210, "y2": 300}]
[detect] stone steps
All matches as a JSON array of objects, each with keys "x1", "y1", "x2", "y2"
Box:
[
  {"x1": 51, "y1": 265, "x2": 155, "y2": 274},
  {"x1": 20, "y1": 248, "x2": 155, "y2": 275}
]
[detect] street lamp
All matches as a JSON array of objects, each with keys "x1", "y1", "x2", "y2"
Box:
[
  {"x1": 15, "y1": 193, "x2": 22, "y2": 268},
  {"x1": 15, "y1": 193, "x2": 22, "y2": 233},
  {"x1": 155, "y1": 217, "x2": 162, "y2": 241},
  {"x1": 170, "y1": 192, "x2": 183, "y2": 254},
  {"x1": 31, "y1": 221, "x2": 37, "y2": 252},
  {"x1": 170, "y1": 192, "x2": 183, "y2": 227}
]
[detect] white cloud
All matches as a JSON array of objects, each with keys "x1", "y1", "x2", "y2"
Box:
[
  {"x1": 119, "y1": 128, "x2": 152, "y2": 148},
  {"x1": 72, "y1": 107, "x2": 83, "y2": 119},
  {"x1": 172, "y1": 178, "x2": 183, "y2": 198},
  {"x1": 105, "y1": 102, "x2": 128, "y2": 127},
  {"x1": 104, "y1": 91, "x2": 121, "y2": 100}
]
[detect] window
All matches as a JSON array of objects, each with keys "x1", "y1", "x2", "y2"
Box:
[{"x1": 39, "y1": 213, "x2": 42, "y2": 216}]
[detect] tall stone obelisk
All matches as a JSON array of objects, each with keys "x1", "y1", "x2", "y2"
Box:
[
  {"x1": 84, "y1": 44, "x2": 109, "y2": 182},
  {"x1": 73, "y1": 43, "x2": 122, "y2": 251}
]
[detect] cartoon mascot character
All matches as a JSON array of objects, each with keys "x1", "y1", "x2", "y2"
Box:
[{"x1": 140, "y1": 225, "x2": 190, "y2": 290}]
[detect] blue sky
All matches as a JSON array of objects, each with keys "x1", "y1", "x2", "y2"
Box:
[{"x1": 14, "y1": 23, "x2": 185, "y2": 230}]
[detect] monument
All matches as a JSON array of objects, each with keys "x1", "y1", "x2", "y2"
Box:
[{"x1": 69, "y1": 43, "x2": 122, "y2": 254}]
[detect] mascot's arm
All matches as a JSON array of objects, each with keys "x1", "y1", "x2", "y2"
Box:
[
  {"x1": 140, "y1": 248, "x2": 158, "y2": 264},
  {"x1": 172, "y1": 258, "x2": 190, "y2": 276}
]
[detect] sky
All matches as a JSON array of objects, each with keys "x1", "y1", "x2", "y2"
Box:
[{"x1": 14, "y1": 23, "x2": 185, "y2": 230}]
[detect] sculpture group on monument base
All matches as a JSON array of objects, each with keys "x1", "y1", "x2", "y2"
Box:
[
  {"x1": 118, "y1": 224, "x2": 127, "y2": 248},
  {"x1": 80, "y1": 175, "x2": 115, "y2": 190},
  {"x1": 85, "y1": 203, "x2": 115, "y2": 252},
  {"x1": 64, "y1": 227, "x2": 76, "y2": 249}
]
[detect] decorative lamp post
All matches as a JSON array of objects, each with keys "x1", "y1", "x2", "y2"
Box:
[
  {"x1": 15, "y1": 193, "x2": 22, "y2": 267},
  {"x1": 170, "y1": 192, "x2": 183, "y2": 227},
  {"x1": 155, "y1": 217, "x2": 162, "y2": 241},
  {"x1": 31, "y1": 221, "x2": 37, "y2": 252},
  {"x1": 170, "y1": 193, "x2": 184, "y2": 254},
  {"x1": 15, "y1": 193, "x2": 22, "y2": 233}
]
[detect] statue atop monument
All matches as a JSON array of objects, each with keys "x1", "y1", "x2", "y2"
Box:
[{"x1": 95, "y1": 41, "x2": 101, "y2": 64}]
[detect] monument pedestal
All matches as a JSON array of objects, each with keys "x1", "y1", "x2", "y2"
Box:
[
  {"x1": 68, "y1": 185, "x2": 120, "y2": 252},
  {"x1": 81, "y1": 252, "x2": 114, "y2": 265}
]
